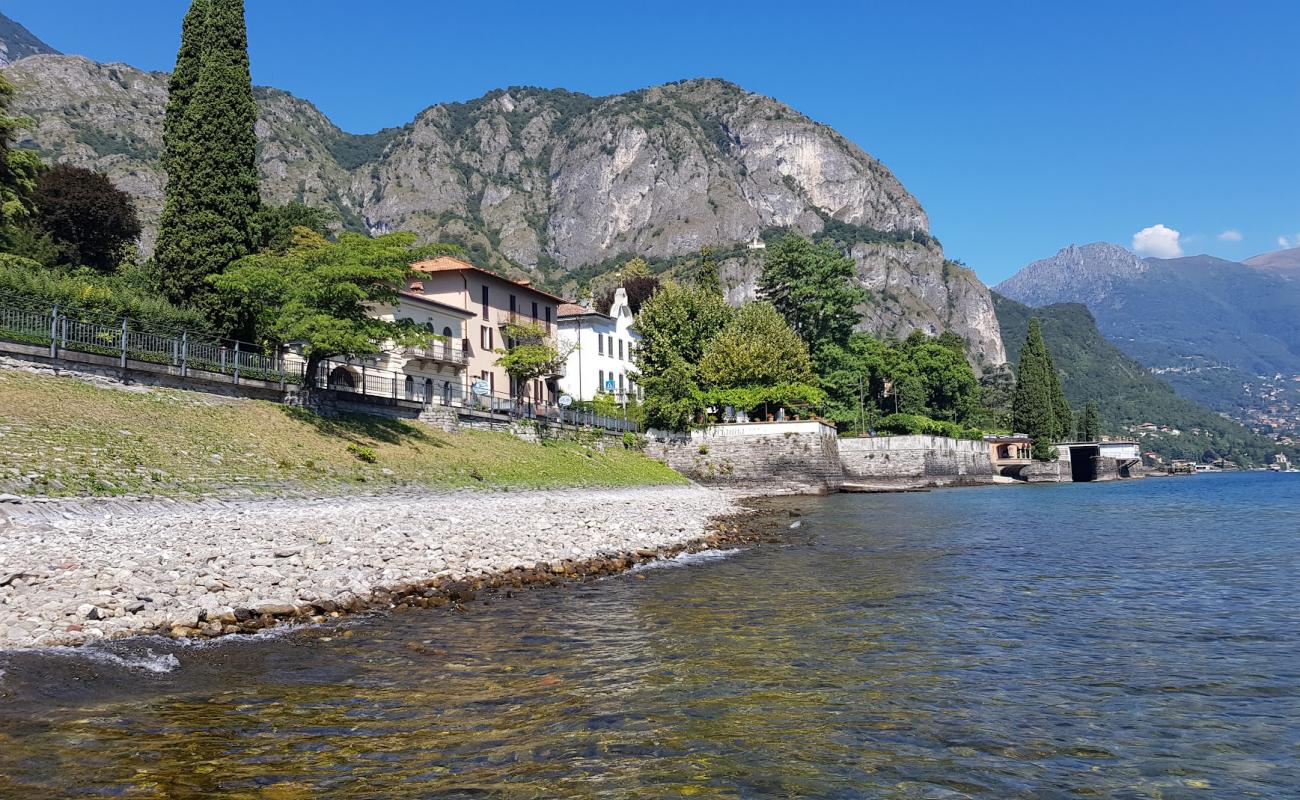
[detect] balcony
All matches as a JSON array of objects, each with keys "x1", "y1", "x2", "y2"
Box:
[
  {"x1": 495, "y1": 311, "x2": 551, "y2": 335},
  {"x1": 402, "y1": 343, "x2": 469, "y2": 366}
]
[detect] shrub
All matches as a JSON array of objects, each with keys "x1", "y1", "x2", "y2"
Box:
[
  {"x1": 346, "y1": 443, "x2": 377, "y2": 463},
  {"x1": 0, "y1": 257, "x2": 209, "y2": 333},
  {"x1": 876, "y1": 413, "x2": 983, "y2": 441}
]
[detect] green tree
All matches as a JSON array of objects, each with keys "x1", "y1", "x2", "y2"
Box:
[
  {"x1": 758, "y1": 234, "x2": 867, "y2": 365},
  {"x1": 634, "y1": 282, "x2": 733, "y2": 431},
  {"x1": 496, "y1": 320, "x2": 573, "y2": 400},
  {"x1": 1082, "y1": 401, "x2": 1102, "y2": 442},
  {"x1": 700, "y1": 302, "x2": 814, "y2": 388},
  {"x1": 30, "y1": 165, "x2": 141, "y2": 273},
  {"x1": 700, "y1": 302, "x2": 822, "y2": 417},
  {"x1": 690, "y1": 246, "x2": 723, "y2": 295},
  {"x1": 212, "y1": 230, "x2": 433, "y2": 388},
  {"x1": 0, "y1": 73, "x2": 41, "y2": 231},
  {"x1": 1045, "y1": 344, "x2": 1072, "y2": 440},
  {"x1": 890, "y1": 331, "x2": 980, "y2": 423},
  {"x1": 252, "y1": 202, "x2": 331, "y2": 254},
  {"x1": 819, "y1": 331, "x2": 890, "y2": 433},
  {"x1": 154, "y1": 0, "x2": 260, "y2": 312},
  {"x1": 1011, "y1": 318, "x2": 1061, "y2": 460}
]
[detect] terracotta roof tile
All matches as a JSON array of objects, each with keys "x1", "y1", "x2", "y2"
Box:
[{"x1": 410, "y1": 256, "x2": 565, "y2": 302}]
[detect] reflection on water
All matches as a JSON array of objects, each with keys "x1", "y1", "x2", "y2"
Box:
[{"x1": 2, "y1": 474, "x2": 1298, "y2": 798}]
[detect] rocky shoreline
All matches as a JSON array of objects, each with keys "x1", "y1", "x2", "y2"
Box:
[{"x1": 0, "y1": 486, "x2": 779, "y2": 650}]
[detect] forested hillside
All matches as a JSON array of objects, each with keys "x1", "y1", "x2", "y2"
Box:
[{"x1": 994, "y1": 294, "x2": 1293, "y2": 466}]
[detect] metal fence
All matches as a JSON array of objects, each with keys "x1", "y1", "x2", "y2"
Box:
[
  {"x1": 314, "y1": 358, "x2": 638, "y2": 432},
  {"x1": 0, "y1": 301, "x2": 290, "y2": 385},
  {"x1": 0, "y1": 299, "x2": 637, "y2": 433}
]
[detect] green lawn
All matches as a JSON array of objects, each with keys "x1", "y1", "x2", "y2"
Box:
[{"x1": 0, "y1": 370, "x2": 685, "y2": 497}]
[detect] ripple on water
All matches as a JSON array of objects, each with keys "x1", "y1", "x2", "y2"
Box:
[{"x1": 0, "y1": 474, "x2": 1297, "y2": 798}]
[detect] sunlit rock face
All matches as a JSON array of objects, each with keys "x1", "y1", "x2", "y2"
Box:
[{"x1": 8, "y1": 58, "x2": 1004, "y2": 364}]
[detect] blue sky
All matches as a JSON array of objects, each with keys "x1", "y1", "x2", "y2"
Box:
[{"x1": 6, "y1": 0, "x2": 1298, "y2": 283}]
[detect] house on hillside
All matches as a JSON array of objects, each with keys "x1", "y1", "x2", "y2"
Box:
[
  {"x1": 367, "y1": 292, "x2": 474, "y2": 405},
  {"x1": 288, "y1": 290, "x2": 475, "y2": 405},
  {"x1": 408, "y1": 256, "x2": 565, "y2": 405},
  {"x1": 556, "y1": 287, "x2": 642, "y2": 401}
]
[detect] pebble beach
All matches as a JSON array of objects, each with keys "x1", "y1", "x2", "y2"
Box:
[{"x1": 0, "y1": 485, "x2": 744, "y2": 649}]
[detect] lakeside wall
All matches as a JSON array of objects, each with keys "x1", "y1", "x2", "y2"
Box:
[
  {"x1": 839, "y1": 434, "x2": 995, "y2": 487},
  {"x1": 644, "y1": 420, "x2": 844, "y2": 493},
  {"x1": 644, "y1": 423, "x2": 997, "y2": 493}
]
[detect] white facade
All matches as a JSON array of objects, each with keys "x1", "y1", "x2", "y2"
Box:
[
  {"x1": 556, "y1": 288, "x2": 642, "y2": 401},
  {"x1": 1056, "y1": 441, "x2": 1142, "y2": 461}
]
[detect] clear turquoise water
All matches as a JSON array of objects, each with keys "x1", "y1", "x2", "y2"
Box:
[{"x1": 1, "y1": 473, "x2": 1297, "y2": 798}]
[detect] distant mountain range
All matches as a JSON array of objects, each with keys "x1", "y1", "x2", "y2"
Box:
[
  {"x1": 1244, "y1": 246, "x2": 1300, "y2": 273},
  {"x1": 0, "y1": 11, "x2": 1006, "y2": 366},
  {"x1": 996, "y1": 242, "x2": 1300, "y2": 438},
  {"x1": 993, "y1": 295, "x2": 1293, "y2": 464}
]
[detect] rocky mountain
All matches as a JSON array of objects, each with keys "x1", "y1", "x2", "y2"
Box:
[
  {"x1": 0, "y1": 12, "x2": 58, "y2": 66},
  {"x1": 996, "y1": 242, "x2": 1300, "y2": 436},
  {"x1": 994, "y1": 294, "x2": 1294, "y2": 466},
  {"x1": 1244, "y1": 245, "x2": 1300, "y2": 273},
  {"x1": 993, "y1": 242, "x2": 1149, "y2": 308},
  {"x1": 2, "y1": 26, "x2": 1005, "y2": 366}
]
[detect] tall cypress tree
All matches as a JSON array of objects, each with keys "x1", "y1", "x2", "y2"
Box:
[
  {"x1": 1044, "y1": 345, "x2": 1072, "y2": 440},
  {"x1": 1011, "y1": 318, "x2": 1059, "y2": 460},
  {"x1": 155, "y1": 0, "x2": 259, "y2": 314},
  {"x1": 1082, "y1": 401, "x2": 1102, "y2": 442}
]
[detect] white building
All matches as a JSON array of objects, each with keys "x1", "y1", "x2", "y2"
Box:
[{"x1": 556, "y1": 287, "x2": 642, "y2": 401}]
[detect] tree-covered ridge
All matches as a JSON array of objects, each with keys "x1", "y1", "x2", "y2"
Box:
[{"x1": 994, "y1": 293, "x2": 1294, "y2": 466}]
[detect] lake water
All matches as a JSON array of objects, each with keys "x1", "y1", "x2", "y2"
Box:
[{"x1": 1, "y1": 473, "x2": 1297, "y2": 798}]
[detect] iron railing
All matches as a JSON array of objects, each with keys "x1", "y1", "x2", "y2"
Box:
[
  {"x1": 0, "y1": 301, "x2": 291, "y2": 385},
  {"x1": 401, "y1": 343, "x2": 469, "y2": 366},
  {"x1": 313, "y1": 358, "x2": 637, "y2": 432},
  {"x1": 0, "y1": 299, "x2": 635, "y2": 432}
]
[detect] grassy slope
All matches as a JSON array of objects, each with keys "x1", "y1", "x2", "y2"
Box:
[{"x1": 0, "y1": 371, "x2": 685, "y2": 497}]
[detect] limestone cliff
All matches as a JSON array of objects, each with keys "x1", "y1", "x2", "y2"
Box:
[{"x1": 5, "y1": 52, "x2": 1005, "y2": 365}]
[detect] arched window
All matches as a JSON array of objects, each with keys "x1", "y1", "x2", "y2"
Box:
[
  {"x1": 424, "y1": 378, "x2": 434, "y2": 404},
  {"x1": 404, "y1": 375, "x2": 415, "y2": 400},
  {"x1": 327, "y1": 366, "x2": 356, "y2": 389}
]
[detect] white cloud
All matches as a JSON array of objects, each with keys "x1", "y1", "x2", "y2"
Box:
[
  {"x1": 1132, "y1": 224, "x2": 1184, "y2": 258},
  {"x1": 1217, "y1": 229, "x2": 1243, "y2": 242},
  {"x1": 1280, "y1": 235, "x2": 1294, "y2": 248}
]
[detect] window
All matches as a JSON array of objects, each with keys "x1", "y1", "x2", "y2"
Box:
[
  {"x1": 544, "y1": 306, "x2": 552, "y2": 331},
  {"x1": 404, "y1": 375, "x2": 414, "y2": 400},
  {"x1": 531, "y1": 301, "x2": 538, "y2": 321},
  {"x1": 481, "y1": 370, "x2": 494, "y2": 395},
  {"x1": 607, "y1": 334, "x2": 614, "y2": 356},
  {"x1": 509, "y1": 294, "x2": 517, "y2": 314},
  {"x1": 618, "y1": 339, "x2": 624, "y2": 360},
  {"x1": 480, "y1": 325, "x2": 493, "y2": 351},
  {"x1": 480, "y1": 285, "x2": 489, "y2": 319},
  {"x1": 598, "y1": 335, "x2": 604, "y2": 355},
  {"x1": 619, "y1": 373, "x2": 625, "y2": 393},
  {"x1": 598, "y1": 370, "x2": 605, "y2": 390}
]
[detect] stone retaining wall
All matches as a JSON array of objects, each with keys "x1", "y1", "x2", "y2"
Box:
[
  {"x1": 644, "y1": 421, "x2": 843, "y2": 494},
  {"x1": 838, "y1": 435, "x2": 995, "y2": 486}
]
